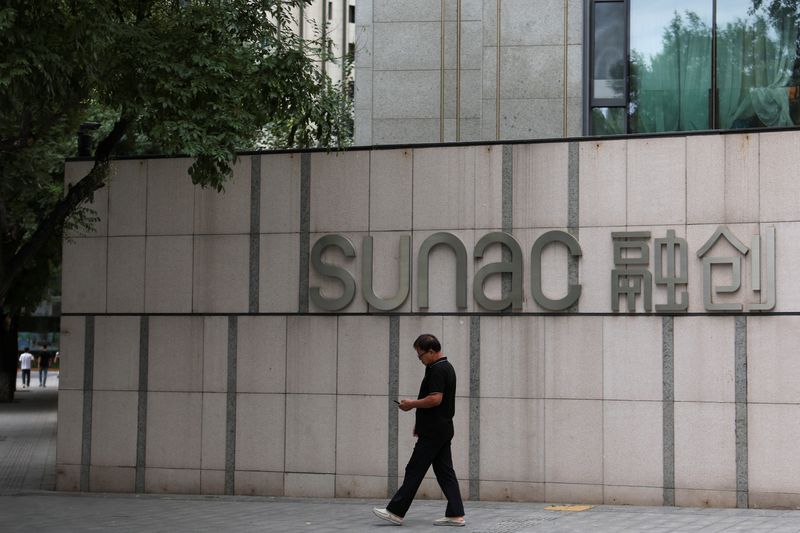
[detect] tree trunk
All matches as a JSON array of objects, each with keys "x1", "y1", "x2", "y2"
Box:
[
  {"x1": 0, "y1": 313, "x2": 19, "y2": 403},
  {"x1": 0, "y1": 113, "x2": 131, "y2": 306}
]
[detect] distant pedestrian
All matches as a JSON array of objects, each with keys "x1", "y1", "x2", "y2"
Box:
[
  {"x1": 18, "y1": 348, "x2": 33, "y2": 389},
  {"x1": 373, "y1": 334, "x2": 465, "y2": 527},
  {"x1": 37, "y1": 350, "x2": 52, "y2": 387}
]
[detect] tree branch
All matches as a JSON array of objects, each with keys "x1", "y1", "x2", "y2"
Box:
[
  {"x1": 287, "y1": 109, "x2": 312, "y2": 148},
  {"x1": 1, "y1": 112, "x2": 35, "y2": 150},
  {"x1": 0, "y1": 114, "x2": 132, "y2": 307},
  {"x1": 0, "y1": 138, "x2": 34, "y2": 151},
  {"x1": 1, "y1": 91, "x2": 84, "y2": 152},
  {"x1": 0, "y1": 196, "x2": 9, "y2": 241},
  {"x1": 112, "y1": 0, "x2": 125, "y2": 22},
  {"x1": 0, "y1": 197, "x2": 7, "y2": 295}
]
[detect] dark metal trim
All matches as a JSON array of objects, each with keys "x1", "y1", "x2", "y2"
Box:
[
  {"x1": 711, "y1": 0, "x2": 718, "y2": 129},
  {"x1": 592, "y1": 98, "x2": 626, "y2": 108},
  {"x1": 583, "y1": 0, "x2": 592, "y2": 135},
  {"x1": 61, "y1": 310, "x2": 800, "y2": 318},
  {"x1": 65, "y1": 122, "x2": 800, "y2": 163}
]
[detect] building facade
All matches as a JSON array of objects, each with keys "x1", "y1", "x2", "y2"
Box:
[
  {"x1": 354, "y1": 0, "x2": 584, "y2": 144},
  {"x1": 57, "y1": 129, "x2": 800, "y2": 508},
  {"x1": 54, "y1": 0, "x2": 800, "y2": 511},
  {"x1": 354, "y1": 0, "x2": 800, "y2": 144},
  {"x1": 292, "y1": 0, "x2": 357, "y2": 90}
]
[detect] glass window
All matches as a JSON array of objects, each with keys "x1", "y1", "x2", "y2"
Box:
[
  {"x1": 629, "y1": 0, "x2": 712, "y2": 133},
  {"x1": 593, "y1": 2, "x2": 627, "y2": 102},
  {"x1": 587, "y1": 0, "x2": 800, "y2": 134},
  {"x1": 716, "y1": 0, "x2": 800, "y2": 128},
  {"x1": 591, "y1": 107, "x2": 627, "y2": 134}
]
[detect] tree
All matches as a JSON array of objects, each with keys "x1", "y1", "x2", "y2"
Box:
[
  {"x1": 752, "y1": 0, "x2": 800, "y2": 82},
  {"x1": 0, "y1": 0, "x2": 352, "y2": 401}
]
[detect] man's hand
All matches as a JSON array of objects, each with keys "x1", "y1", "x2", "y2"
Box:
[{"x1": 398, "y1": 393, "x2": 443, "y2": 411}]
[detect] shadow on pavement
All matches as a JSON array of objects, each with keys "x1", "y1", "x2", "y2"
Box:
[{"x1": 0, "y1": 372, "x2": 59, "y2": 492}]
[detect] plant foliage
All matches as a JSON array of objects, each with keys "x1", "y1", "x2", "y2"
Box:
[
  {"x1": 0, "y1": 0, "x2": 351, "y2": 401},
  {"x1": 0, "y1": 0, "x2": 352, "y2": 312}
]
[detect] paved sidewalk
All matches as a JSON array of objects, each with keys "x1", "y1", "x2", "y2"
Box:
[
  {"x1": 0, "y1": 371, "x2": 58, "y2": 493},
  {"x1": 2, "y1": 372, "x2": 800, "y2": 532},
  {"x1": 1, "y1": 492, "x2": 800, "y2": 532}
]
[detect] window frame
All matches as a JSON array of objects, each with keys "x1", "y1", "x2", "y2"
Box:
[
  {"x1": 584, "y1": 0, "x2": 800, "y2": 135},
  {"x1": 589, "y1": 0, "x2": 629, "y2": 109},
  {"x1": 585, "y1": 0, "x2": 630, "y2": 134}
]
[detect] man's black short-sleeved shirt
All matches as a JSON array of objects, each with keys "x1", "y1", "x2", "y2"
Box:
[{"x1": 415, "y1": 357, "x2": 457, "y2": 440}]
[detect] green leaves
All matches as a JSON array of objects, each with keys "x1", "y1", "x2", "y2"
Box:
[{"x1": 0, "y1": 0, "x2": 352, "y2": 311}]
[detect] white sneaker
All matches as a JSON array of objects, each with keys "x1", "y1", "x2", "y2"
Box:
[
  {"x1": 372, "y1": 508, "x2": 403, "y2": 525},
  {"x1": 434, "y1": 517, "x2": 466, "y2": 527}
]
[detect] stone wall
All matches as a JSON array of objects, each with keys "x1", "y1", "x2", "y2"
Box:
[
  {"x1": 354, "y1": 0, "x2": 583, "y2": 145},
  {"x1": 57, "y1": 130, "x2": 800, "y2": 508}
]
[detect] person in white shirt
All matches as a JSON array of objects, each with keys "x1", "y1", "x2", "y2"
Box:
[{"x1": 18, "y1": 348, "x2": 33, "y2": 389}]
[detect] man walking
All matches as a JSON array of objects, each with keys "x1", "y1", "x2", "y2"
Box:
[
  {"x1": 373, "y1": 334, "x2": 465, "y2": 527},
  {"x1": 18, "y1": 347, "x2": 33, "y2": 389},
  {"x1": 37, "y1": 349, "x2": 51, "y2": 387}
]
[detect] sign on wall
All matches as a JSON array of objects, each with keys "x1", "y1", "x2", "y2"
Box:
[{"x1": 310, "y1": 226, "x2": 776, "y2": 313}]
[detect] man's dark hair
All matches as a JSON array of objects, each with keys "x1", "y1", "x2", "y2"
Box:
[{"x1": 413, "y1": 334, "x2": 441, "y2": 353}]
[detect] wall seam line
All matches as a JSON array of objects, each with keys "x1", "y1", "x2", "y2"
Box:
[
  {"x1": 502, "y1": 145, "x2": 513, "y2": 308},
  {"x1": 469, "y1": 315, "x2": 481, "y2": 500},
  {"x1": 79, "y1": 315, "x2": 95, "y2": 492},
  {"x1": 456, "y1": 0, "x2": 461, "y2": 142},
  {"x1": 568, "y1": 142, "x2": 580, "y2": 312},
  {"x1": 388, "y1": 316, "x2": 400, "y2": 495},
  {"x1": 496, "y1": 0, "x2": 501, "y2": 140},
  {"x1": 735, "y1": 315, "x2": 749, "y2": 508},
  {"x1": 224, "y1": 315, "x2": 238, "y2": 495},
  {"x1": 299, "y1": 154, "x2": 311, "y2": 313},
  {"x1": 563, "y1": 0, "x2": 569, "y2": 137},
  {"x1": 662, "y1": 315, "x2": 675, "y2": 507},
  {"x1": 249, "y1": 155, "x2": 262, "y2": 313},
  {"x1": 440, "y1": 0, "x2": 446, "y2": 142},
  {"x1": 135, "y1": 315, "x2": 149, "y2": 493}
]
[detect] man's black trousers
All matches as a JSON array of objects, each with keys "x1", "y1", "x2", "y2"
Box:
[{"x1": 386, "y1": 435, "x2": 464, "y2": 518}]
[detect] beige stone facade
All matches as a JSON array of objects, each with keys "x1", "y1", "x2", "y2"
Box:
[
  {"x1": 354, "y1": 0, "x2": 583, "y2": 145},
  {"x1": 58, "y1": 130, "x2": 800, "y2": 508}
]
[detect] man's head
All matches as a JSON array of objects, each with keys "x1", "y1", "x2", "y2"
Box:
[{"x1": 413, "y1": 334, "x2": 441, "y2": 364}]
